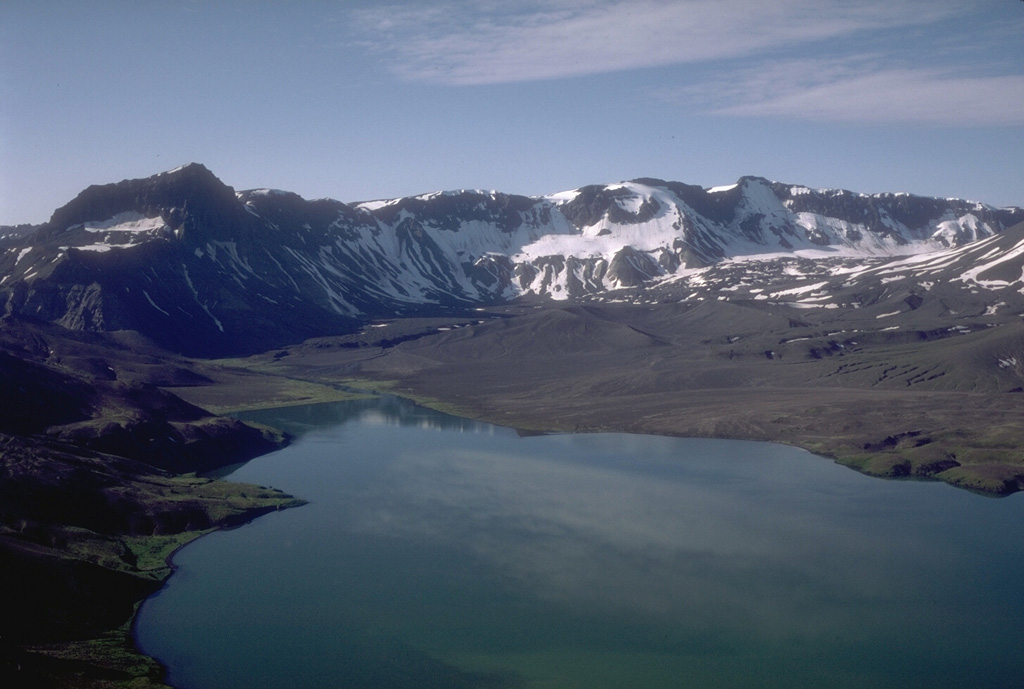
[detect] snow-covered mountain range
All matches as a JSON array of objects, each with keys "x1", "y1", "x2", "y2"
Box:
[{"x1": 2, "y1": 163, "x2": 1022, "y2": 355}]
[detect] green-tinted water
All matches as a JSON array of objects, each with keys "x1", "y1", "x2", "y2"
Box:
[{"x1": 135, "y1": 396, "x2": 1024, "y2": 688}]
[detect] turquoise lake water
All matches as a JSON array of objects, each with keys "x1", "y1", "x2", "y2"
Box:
[{"x1": 134, "y1": 396, "x2": 1024, "y2": 688}]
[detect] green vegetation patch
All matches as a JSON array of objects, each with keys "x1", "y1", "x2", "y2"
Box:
[
  {"x1": 163, "y1": 369, "x2": 368, "y2": 414},
  {"x1": 20, "y1": 621, "x2": 172, "y2": 689},
  {"x1": 938, "y1": 464, "x2": 1024, "y2": 495},
  {"x1": 122, "y1": 531, "x2": 212, "y2": 576}
]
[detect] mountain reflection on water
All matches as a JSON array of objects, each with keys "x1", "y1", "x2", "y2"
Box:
[
  {"x1": 237, "y1": 393, "x2": 503, "y2": 438},
  {"x1": 137, "y1": 396, "x2": 1024, "y2": 689}
]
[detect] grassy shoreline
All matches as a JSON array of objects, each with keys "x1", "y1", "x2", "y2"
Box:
[{"x1": 5, "y1": 480, "x2": 305, "y2": 689}]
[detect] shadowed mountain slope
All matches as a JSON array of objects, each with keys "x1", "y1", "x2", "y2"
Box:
[{"x1": 2, "y1": 165, "x2": 1020, "y2": 356}]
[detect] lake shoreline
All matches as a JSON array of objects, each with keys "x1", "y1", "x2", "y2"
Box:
[
  {"x1": 159, "y1": 359, "x2": 1021, "y2": 498},
  {"x1": 130, "y1": 395, "x2": 1024, "y2": 689},
  {"x1": 170, "y1": 306, "x2": 1024, "y2": 498},
  {"x1": 22, "y1": 377, "x2": 1023, "y2": 688},
  {"x1": 4, "y1": 477, "x2": 306, "y2": 689}
]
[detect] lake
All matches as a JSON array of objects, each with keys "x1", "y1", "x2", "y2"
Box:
[{"x1": 134, "y1": 395, "x2": 1024, "y2": 689}]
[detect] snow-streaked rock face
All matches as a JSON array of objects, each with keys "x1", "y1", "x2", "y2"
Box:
[
  {"x1": 0, "y1": 164, "x2": 1021, "y2": 355},
  {"x1": 505, "y1": 176, "x2": 1020, "y2": 299}
]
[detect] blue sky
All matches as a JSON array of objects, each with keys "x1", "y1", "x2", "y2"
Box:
[{"x1": 2, "y1": 0, "x2": 1022, "y2": 225}]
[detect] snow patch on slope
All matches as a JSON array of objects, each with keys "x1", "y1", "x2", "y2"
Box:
[{"x1": 83, "y1": 212, "x2": 166, "y2": 233}]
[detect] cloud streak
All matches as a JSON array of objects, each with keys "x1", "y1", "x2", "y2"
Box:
[
  {"x1": 349, "y1": 0, "x2": 1023, "y2": 126},
  {"x1": 661, "y1": 54, "x2": 1024, "y2": 126},
  {"x1": 351, "y1": 0, "x2": 954, "y2": 84},
  {"x1": 708, "y1": 68, "x2": 1024, "y2": 126}
]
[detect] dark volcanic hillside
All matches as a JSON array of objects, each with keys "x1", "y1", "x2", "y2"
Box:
[
  {"x1": 0, "y1": 316, "x2": 299, "y2": 687},
  {"x1": 1, "y1": 165, "x2": 360, "y2": 356},
  {"x1": 0, "y1": 315, "x2": 286, "y2": 470},
  {"x1": 2, "y1": 164, "x2": 1020, "y2": 356}
]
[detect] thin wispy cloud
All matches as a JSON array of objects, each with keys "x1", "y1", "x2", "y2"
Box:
[
  {"x1": 659, "y1": 52, "x2": 1024, "y2": 126},
  {"x1": 351, "y1": 0, "x2": 954, "y2": 84},
  {"x1": 706, "y1": 67, "x2": 1024, "y2": 126},
  {"x1": 349, "y1": 0, "x2": 1023, "y2": 126}
]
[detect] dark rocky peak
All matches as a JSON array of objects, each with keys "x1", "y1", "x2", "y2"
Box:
[
  {"x1": 630, "y1": 177, "x2": 673, "y2": 187},
  {"x1": 44, "y1": 163, "x2": 240, "y2": 238},
  {"x1": 736, "y1": 175, "x2": 774, "y2": 187},
  {"x1": 733, "y1": 175, "x2": 787, "y2": 203},
  {"x1": 370, "y1": 190, "x2": 536, "y2": 233},
  {"x1": 560, "y1": 184, "x2": 650, "y2": 229},
  {"x1": 631, "y1": 177, "x2": 707, "y2": 204},
  {"x1": 669, "y1": 179, "x2": 740, "y2": 224},
  {"x1": 632, "y1": 178, "x2": 739, "y2": 225},
  {"x1": 238, "y1": 188, "x2": 360, "y2": 233}
]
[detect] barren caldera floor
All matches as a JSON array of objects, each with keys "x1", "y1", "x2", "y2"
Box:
[{"x1": 173, "y1": 301, "x2": 1024, "y2": 496}]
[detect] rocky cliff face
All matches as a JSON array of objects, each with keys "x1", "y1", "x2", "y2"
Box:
[
  {"x1": 2, "y1": 164, "x2": 1020, "y2": 356},
  {"x1": 1, "y1": 165, "x2": 359, "y2": 355}
]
